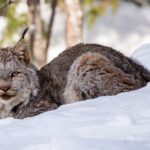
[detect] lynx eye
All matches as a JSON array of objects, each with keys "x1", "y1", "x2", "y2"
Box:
[{"x1": 10, "y1": 71, "x2": 21, "y2": 78}]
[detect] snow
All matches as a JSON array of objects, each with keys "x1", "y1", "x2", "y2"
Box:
[
  {"x1": 132, "y1": 43, "x2": 150, "y2": 70},
  {"x1": 0, "y1": 44, "x2": 150, "y2": 150}
]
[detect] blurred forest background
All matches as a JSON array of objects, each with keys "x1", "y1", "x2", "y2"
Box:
[{"x1": 0, "y1": 0, "x2": 150, "y2": 68}]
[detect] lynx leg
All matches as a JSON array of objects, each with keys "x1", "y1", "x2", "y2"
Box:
[
  {"x1": 64, "y1": 52, "x2": 143, "y2": 104},
  {"x1": 63, "y1": 82, "x2": 83, "y2": 104}
]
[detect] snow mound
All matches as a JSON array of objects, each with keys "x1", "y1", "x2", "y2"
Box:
[
  {"x1": 132, "y1": 43, "x2": 150, "y2": 70},
  {"x1": 0, "y1": 44, "x2": 150, "y2": 150}
]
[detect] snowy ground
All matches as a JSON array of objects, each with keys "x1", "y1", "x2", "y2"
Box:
[{"x1": 0, "y1": 44, "x2": 150, "y2": 150}]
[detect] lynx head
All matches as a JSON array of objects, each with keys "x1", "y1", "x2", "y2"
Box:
[{"x1": 0, "y1": 39, "x2": 39, "y2": 112}]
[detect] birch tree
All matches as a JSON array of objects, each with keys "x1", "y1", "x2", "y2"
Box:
[
  {"x1": 65, "y1": 0, "x2": 83, "y2": 47},
  {"x1": 27, "y1": 0, "x2": 57, "y2": 68},
  {"x1": 27, "y1": 0, "x2": 45, "y2": 68}
]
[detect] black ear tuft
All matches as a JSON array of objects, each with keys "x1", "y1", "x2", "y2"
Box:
[{"x1": 21, "y1": 27, "x2": 29, "y2": 40}]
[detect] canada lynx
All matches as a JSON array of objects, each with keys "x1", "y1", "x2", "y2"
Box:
[
  {"x1": 15, "y1": 43, "x2": 150, "y2": 118},
  {"x1": 0, "y1": 40, "x2": 150, "y2": 118}
]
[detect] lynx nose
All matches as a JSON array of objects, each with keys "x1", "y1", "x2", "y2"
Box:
[{"x1": 0, "y1": 79, "x2": 11, "y2": 92}]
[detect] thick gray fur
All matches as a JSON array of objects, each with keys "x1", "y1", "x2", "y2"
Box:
[
  {"x1": 0, "y1": 43, "x2": 150, "y2": 119},
  {"x1": 15, "y1": 43, "x2": 150, "y2": 119}
]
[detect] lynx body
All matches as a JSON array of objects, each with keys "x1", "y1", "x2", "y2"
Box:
[
  {"x1": 15, "y1": 43, "x2": 150, "y2": 118},
  {"x1": 0, "y1": 43, "x2": 150, "y2": 119},
  {"x1": 39, "y1": 43, "x2": 150, "y2": 105}
]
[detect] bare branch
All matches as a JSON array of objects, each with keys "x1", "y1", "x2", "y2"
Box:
[{"x1": 0, "y1": 0, "x2": 14, "y2": 12}]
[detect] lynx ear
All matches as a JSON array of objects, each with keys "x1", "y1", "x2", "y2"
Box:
[
  {"x1": 13, "y1": 27, "x2": 30, "y2": 64},
  {"x1": 13, "y1": 39, "x2": 30, "y2": 64}
]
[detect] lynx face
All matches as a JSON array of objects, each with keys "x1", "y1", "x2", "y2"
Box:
[{"x1": 0, "y1": 40, "x2": 39, "y2": 118}]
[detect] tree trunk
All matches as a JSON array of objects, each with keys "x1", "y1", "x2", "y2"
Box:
[
  {"x1": 27, "y1": 0, "x2": 46, "y2": 68},
  {"x1": 65, "y1": 0, "x2": 83, "y2": 47},
  {"x1": 45, "y1": 0, "x2": 57, "y2": 57},
  {"x1": 27, "y1": 0, "x2": 57, "y2": 68}
]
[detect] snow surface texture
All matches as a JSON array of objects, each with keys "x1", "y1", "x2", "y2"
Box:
[{"x1": 0, "y1": 44, "x2": 150, "y2": 150}]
